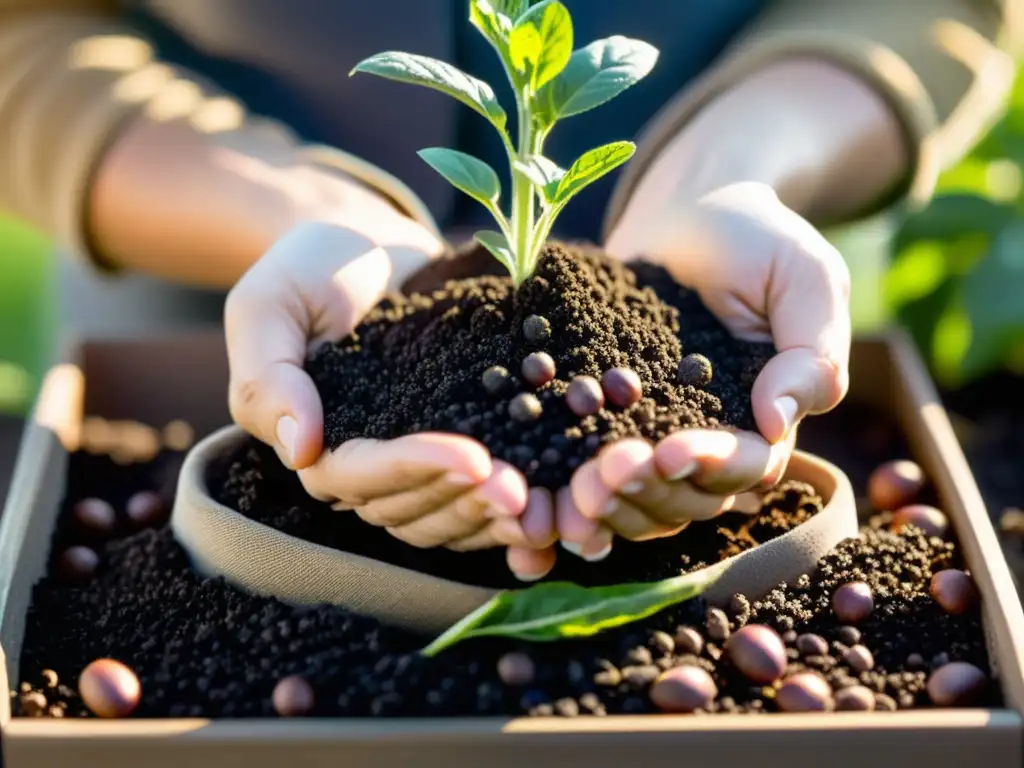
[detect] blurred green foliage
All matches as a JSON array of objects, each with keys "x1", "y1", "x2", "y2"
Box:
[{"x1": 887, "y1": 69, "x2": 1024, "y2": 387}]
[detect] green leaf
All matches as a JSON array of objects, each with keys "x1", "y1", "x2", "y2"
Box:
[
  {"x1": 418, "y1": 147, "x2": 501, "y2": 206},
  {"x1": 513, "y1": 155, "x2": 566, "y2": 202},
  {"x1": 470, "y1": 0, "x2": 514, "y2": 53},
  {"x1": 421, "y1": 568, "x2": 716, "y2": 656},
  {"x1": 351, "y1": 51, "x2": 506, "y2": 129},
  {"x1": 961, "y1": 219, "x2": 1024, "y2": 379},
  {"x1": 474, "y1": 230, "x2": 517, "y2": 277},
  {"x1": 892, "y1": 194, "x2": 1014, "y2": 253},
  {"x1": 509, "y1": 0, "x2": 572, "y2": 90},
  {"x1": 553, "y1": 141, "x2": 635, "y2": 204},
  {"x1": 535, "y1": 36, "x2": 659, "y2": 124}
]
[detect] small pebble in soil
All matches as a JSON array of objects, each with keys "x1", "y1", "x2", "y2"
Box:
[
  {"x1": 927, "y1": 662, "x2": 988, "y2": 706},
  {"x1": 19, "y1": 690, "x2": 47, "y2": 716},
  {"x1": 78, "y1": 659, "x2": 141, "y2": 718},
  {"x1": 509, "y1": 393, "x2": 543, "y2": 423},
  {"x1": 71, "y1": 498, "x2": 117, "y2": 539},
  {"x1": 843, "y1": 645, "x2": 875, "y2": 673},
  {"x1": 675, "y1": 627, "x2": 704, "y2": 656},
  {"x1": 651, "y1": 631, "x2": 675, "y2": 655},
  {"x1": 874, "y1": 693, "x2": 898, "y2": 711},
  {"x1": 497, "y1": 653, "x2": 535, "y2": 686},
  {"x1": 833, "y1": 582, "x2": 874, "y2": 624},
  {"x1": 272, "y1": 675, "x2": 315, "y2": 717},
  {"x1": 520, "y1": 352, "x2": 556, "y2": 388},
  {"x1": 776, "y1": 672, "x2": 834, "y2": 712},
  {"x1": 795, "y1": 634, "x2": 829, "y2": 657},
  {"x1": 892, "y1": 504, "x2": 949, "y2": 539},
  {"x1": 706, "y1": 608, "x2": 731, "y2": 642},
  {"x1": 726, "y1": 625, "x2": 786, "y2": 683},
  {"x1": 929, "y1": 570, "x2": 978, "y2": 616},
  {"x1": 522, "y1": 314, "x2": 551, "y2": 345},
  {"x1": 649, "y1": 665, "x2": 717, "y2": 713},
  {"x1": 55, "y1": 546, "x2": 99, "y2": 584},
  {"x1": 678, "y1": 353, "x2": 713, "y2": 388},
  {"x1": 565, "y1": 376, "x2": 604, "y2": 417},
  {"x1": 481, "y1": 366, "x2": 511, "y2": 397},
  {"x1": 834, "y1": 685, "x2": 876, "y2": 711},
  {"x1": 125, "y1": 491, "x2": 167, "y2": 530},
  {"x1": 836, "y1": 626, "x2": 861, "y2": 646},
  {"x1": 601, "y1": 367, "x2": 642, "y2": 408},
  {"x1": 868, "y1": 459, "x2": 926, "y2": 511}
]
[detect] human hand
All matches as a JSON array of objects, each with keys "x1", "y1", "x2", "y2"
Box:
[
  {"x1": 559, "y1": 181, "x2": 850, "y2": 552},
  {"x1": 225, "y1": 215, "x2": 557, "y2": 577}
]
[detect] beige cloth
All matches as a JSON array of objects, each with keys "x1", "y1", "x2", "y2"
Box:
[
  {"x1": 0, "y1": 0, "x2": 1019, "y2": 271},
  {"x1": 171, "y1": 426, "x2": 858, "y2": 631}
]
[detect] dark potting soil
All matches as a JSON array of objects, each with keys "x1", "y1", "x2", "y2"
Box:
[
  {"x1": 213, "y1": 437, "x2": 821, "y2": 591},
  {"x1": 305, "y1": 242, "x2": 773, "y2": 490},
  {"x1": 14, "y1": 410, "x2": 996, "y2": 719}
]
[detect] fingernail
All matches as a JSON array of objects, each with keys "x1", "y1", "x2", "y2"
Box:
[
  {"x1": 582, "y1": 542, "x2": 613, "y2": 562},
  {"x1": 665, "y1": 460, "x2": 697, "y2": 482},
  {"x1": 620, "y1": 480, "x2": 645, "y2": 495},
  {"x1": 445, "y1": 473, "x2": 477, "y2": 488},
  {"x1": 561, "y1": 541, "x2": 583, "y2": 557},
  {"x1": 774, "y1": 396, "x2": 799, "y2": 440},
  {"x1": 514, "y1": 569, "x2": 546, "y2": 582},
  {"x1": 275, "y1": 416, "x2": 298, "y2": 466}
]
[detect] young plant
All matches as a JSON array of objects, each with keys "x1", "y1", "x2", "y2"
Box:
[{"x1": 351, "y1": 0, "x2": 659, "y2": 286}]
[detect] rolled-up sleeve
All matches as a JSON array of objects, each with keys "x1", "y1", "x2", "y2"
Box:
[
  {"x1": 0, "y1": 1, "x2": 436, "y2": 270},
  {"x1": 606, "y1": 0, "x2": 1023, "y2": 233}
]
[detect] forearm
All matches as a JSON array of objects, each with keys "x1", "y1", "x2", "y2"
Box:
[{"x1": 625, "y1": 58, "x2": 909, "y2": 224}]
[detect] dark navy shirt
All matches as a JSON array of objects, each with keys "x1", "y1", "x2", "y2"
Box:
[{"x1": 127, "y1": 1, "x2": 765, "y2": 241}]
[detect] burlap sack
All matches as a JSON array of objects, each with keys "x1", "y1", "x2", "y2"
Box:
[{"x1": 172, "y1": 425, "x2": 857, "y2": 635}]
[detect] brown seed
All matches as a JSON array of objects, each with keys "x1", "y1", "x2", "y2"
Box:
[
  {"x1": 19, "y1": 691, "x2": 47, "y2": 716},
  {"x1": 843, "y1": 645, "x2": 875, "y2": 673},
  {"x1": 675, "y1": 627, "x2": 704, "y2": 656},
  {"x1": 482, "y1": 365, "x2": 511, "y2": 396},
  {"x1": 651, "y1": 631, "x2": 675, "y2": 655},
  {"x1": 497, "y1": 652, "x2": 535, "y2": 686},
  {"x1": 601, "y1": 367, "x2": 642, "y2": 408},
  {"x1": 726, "y1": 625, "x2": 787, "y2": 684},
  {"x1": 565, "y1": 376, "x2": 604, "y2": 417},
  {"x1": 41, "y1": 669, "x2": 59, "y2": 688},
  {"x1": 594, "y1": 667, "x2": 622, "y2": 687},
  {"x1": 71, "y1": 498, "x2": 117, "y2": 538},
  {"x1": 926, "y1": 662, "x2": 987, "y2": 706},
  {"x1": 874, "y1": 693, "x2": 898, "y2": 711},
  {"x1": 776, "y1": 672, "x2": 834, "y2": 712},
  {"x1": 125, "y1": 491, "x2": 167, "y2": 530},
  {"x1": 272, "y1": 675, "x2": 315, "y2": 717},
  {"x1": 906, "y1": 653, "x2": 925, "y2": 669},
  {"x1": 781, "y1": 630, "x2": 798, "y2": 645},
  {"x1": 521, "y1": 352, "x2": 556, "y2": 388},
  {"x1": 868, "y1": 459, "x2": 926, "y2": 511},
  {"x1": 706, "y1": 608, "x2": 730, "y2": 642},
  {"x1": 78, "y1": 659, "x2": 141, "y2": 718},
  {"x1": 56, "y1": 546, "x2": 100, "y2": 584},
  {"x1": 891, "y1": 504, "x2": 949, "y2": 539},
  {"x1": 522, "y1": 314, "x2": 551, "y2": 344},
  {"x1": 836, "y1": 626, "x2": 861, "y2": 646},
  {"x1": 677, "y1": 353, "x2": 713, "y2": 387},
  {"x1": 929, "y1": 569, "x2": 978, "y2": 615},
  {"x1": 833, "y1": 582, "x2": 874, "y2": 624},
  {"x1": 649, "y1": 665, "x2": 717, "y2": 713},
  {"x1": 795, "y1": 634, "x2": 829, "y2": 657},
  {"x1": 834, "y1": 685, "x2": 876, "y2": 711},
  {"x1": 509, "y1": 392, "x2": 543, "y2": 422}
]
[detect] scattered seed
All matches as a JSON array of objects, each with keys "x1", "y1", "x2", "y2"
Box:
[
  {"x1": 272, "y1": 676, "x2": 315, "y2": 717},
  {"x1": 481, "y1": 366, "x2": 511, "y2": 396},
  {"x1": 675, "y1": 627, "x2": 704, "y2": 657},
  {"x1": 706, "y1": 608, "x2": 730, "y2": 642},
  {"x1": 509, "y1": 393, "x2": 543, "y2": 423},
  {"x1": 125, "y1": 491, "x2": 167, "y2": 530},
  {"x1": 497, "y1": 653, "x2": 535, "y2": 687},
  {"x1": 651, "y1": 631, "x2": 675, "y2": 655},
  {"x1": 18, "y1": 691, "x2": 47, "y2": 716},
  {"x1": 929, "y1": 570, "x2": 978, "y2": 615},
  {"x1": 41, "y1": 669, "x2": 59, "y2": 688},
  {"x1": 927, "y1": 662, "x2": 987, "y2": 706},
  {"x1": 833, "y1": 582, "x2": 874, "y2": 624},
  {"x1": 554, "y1": 697, "x2": 579, "y2": 717},
  {"x1": 678, "y1": 353, "x2": 713, "y2": 388},
  {"x1": 726, "y1": 625, "x2": 786, "y2": 684},
  {"x1": 891, "y1": 504, "x2": 949, "y2": 539},
  {"x1": 71, "y1": 498, "x2": 117, "y2": 539},
  {"x1": 781, "y1": 630, "x2": 798, "y2": 645},
  {"x1": 627, "y1": 646, "x2": 653, "y2": 666},
  {"x1": 78, "y1": 659, "x2": 141, "y2": 719},
  {"x1": 522, "y1": 315, "x2": 551, "y2": 344},
  {"x1": 56, "y1": 546, "x2": 100, "y2": 584},
  {"x1": 521, "y1": 352, "x2": 556, "y2": 388},
  {"x1": 795, "y1": 634, "x2": 829, "y2": 658},
  {"x1": 843, "y1": 645, "x2": 875, "y2": 673},
  {"x1": 834, "y1": 685, "x2": 876, "y2": 711},
  {"x1": 565, "y1": 376, "x2": 604, "y2": 417},
  {"x1": 906, "y1": 653, "x2": 925, "y2": 670},
  {"x1": 622, "y1": 665, "x2": 660, "y2": 688},
  {"x1": 874, "y1": 693, "x2": 898, "y2": 711},
  {"x1": 836, "y1": 626, "x2": 861, "y2": 646},
  {"x1": 593, "y1": 667, "x2": 622, "y2": 687},
  {"x1": 649, "y1": 665, "x2": 717, "y2": 713},
  {"x1": 776, "y1": 672, "x2": 834, "y2": 712},
  {"x1": 601, "y1": 367, "x2": 642, "y2": 408},
  {"x1": 868, "y1": 460, "x2": 926, "y2": 511}
]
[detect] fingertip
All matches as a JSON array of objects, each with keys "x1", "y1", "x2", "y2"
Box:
[
  {"x1": 570, "y1": 460, "x2": 613, "y2": 519},
  {"x1": 475, "y1": 460, "x2": 528, "y2": 518},
  {"x1": 507, "y1": 546, "x2": 556, "y2": 582},
  {"x1": 596, "y1": 438, "x2": 654, "y2": 490},
  {"x1": 403, "y1": 432, "x2": 493, "y2": 483}
]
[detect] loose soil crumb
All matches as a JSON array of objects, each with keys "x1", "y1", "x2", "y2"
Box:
[
  {"x1": 305, "y1": 242, "x2": 772, "y2": 490},
  {"x1": 15, "y1": 439, "x2": 996, "y2": 719},
  {"x1": 212, "y1": 437, "x2": 820, "y2": 590}
]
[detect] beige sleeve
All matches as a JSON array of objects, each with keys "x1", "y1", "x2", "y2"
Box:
[
  {"x1": 605, "y1": 0, "x2": 1024, "y2": 235},
  {"x1": 0, "y1": 1, "x2": 436, "y2": 268}
]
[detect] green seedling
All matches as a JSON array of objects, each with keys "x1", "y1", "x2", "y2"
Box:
[{"x1": 352, "y1": 0, "x2": 659, "y2": 285}]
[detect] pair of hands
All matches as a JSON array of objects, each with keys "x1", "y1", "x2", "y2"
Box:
[{"x1": 225, "y1": 180, "x2": 851, "y2": 581}]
